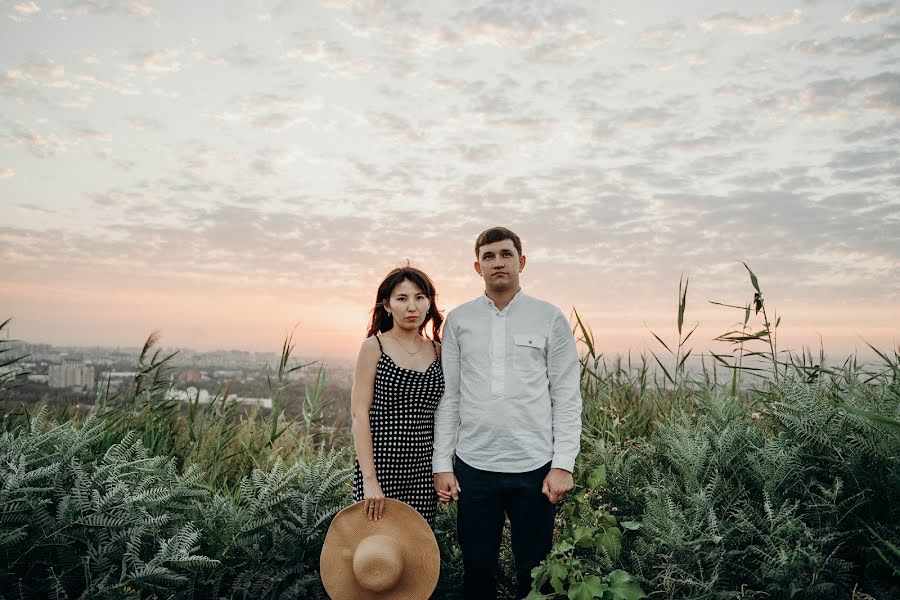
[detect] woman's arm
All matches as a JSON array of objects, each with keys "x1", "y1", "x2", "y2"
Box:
[{"x1": 350, "y1": 336, "x2": 383, "y2": 519}]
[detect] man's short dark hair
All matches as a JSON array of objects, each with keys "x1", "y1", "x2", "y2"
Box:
[{"x1": 475, "y1": 227, "x2": 522, "y2": 258}]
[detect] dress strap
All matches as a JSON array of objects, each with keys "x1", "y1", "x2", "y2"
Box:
[{"x1": 375, "y1": 334, "x2": 384, "y2": 353}]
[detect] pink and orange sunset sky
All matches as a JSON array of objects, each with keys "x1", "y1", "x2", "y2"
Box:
[{"x1": 1, "y1": 1, "x2": 898, "y2": 362}]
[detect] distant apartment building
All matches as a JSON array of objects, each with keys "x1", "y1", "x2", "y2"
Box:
[
  {"x1": 48, "y1": 359, "x2": 95, "y2": 391},
  {"x1": 182, "y1": 368, "x2": 203, "y2": 383}
]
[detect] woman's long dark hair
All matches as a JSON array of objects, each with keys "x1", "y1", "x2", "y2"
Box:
[{"x1": 366, "y1": 267, "x2": 443, "y2": 343}]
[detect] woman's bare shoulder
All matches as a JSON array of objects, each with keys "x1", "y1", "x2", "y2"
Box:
[{"x1": 357, "y1": 335, "x2": 382, "y2": 358}]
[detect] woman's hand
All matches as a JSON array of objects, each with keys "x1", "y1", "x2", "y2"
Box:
[{"x1": 362, "y1": 477, "x2": 385, "y2": 521}]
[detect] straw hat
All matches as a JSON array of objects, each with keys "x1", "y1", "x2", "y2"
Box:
[{"x1": 320, "y1": 499, "x2": 440, "y2": 600}]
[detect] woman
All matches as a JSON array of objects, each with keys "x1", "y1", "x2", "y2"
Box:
[{"x1": 351, "y1": 266, "x2": 445, "y2": 526}]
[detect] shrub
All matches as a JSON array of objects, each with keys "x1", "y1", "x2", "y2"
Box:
[
  {"x1": 586, "y1": 369, "x2": 900, "y2": 599},
  {"x1": 0, "y1": 409, "x2": 215, "y2": 599},
  {"x1": 0, "y1": 409, "x2": 352, "y2": 600},
  {"x1": 192, "y1": 450, "x2": 351, "y2": 599}
]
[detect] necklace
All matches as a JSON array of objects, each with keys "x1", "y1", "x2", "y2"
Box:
[{"x1": 388, "y1": 333, "x2": 423, "y2": 356}]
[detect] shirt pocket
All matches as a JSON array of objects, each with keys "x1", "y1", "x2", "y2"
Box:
[{"x1": 513, "y1": 333, "x2": 546, "y2": 373}]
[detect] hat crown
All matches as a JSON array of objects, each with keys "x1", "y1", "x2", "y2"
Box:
[{"x1": 352, "y1": 534, "x2": 404, "y2": 592}]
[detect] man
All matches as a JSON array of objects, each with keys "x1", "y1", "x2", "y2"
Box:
[{"x1": 433, "y1": 226, "x2": 583, "y2": 600}]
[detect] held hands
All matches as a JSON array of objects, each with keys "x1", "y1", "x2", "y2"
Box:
[
  {"x1": 542, "y1": 468, "x2": 574, "y2": 504},
  {"x1": 434, "y1": 472, "x2": 461, "y2": 504},
  {"x1": 362, "y1": 477, "x2": 385, "y2": 521}
]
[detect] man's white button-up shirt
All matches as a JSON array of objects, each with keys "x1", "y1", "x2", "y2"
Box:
[{"x1": 433, "y1": 290, "x2": 583, "y2": 474}]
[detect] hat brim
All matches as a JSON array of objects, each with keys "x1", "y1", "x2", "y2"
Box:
[{"x1": 320, "y1": 499, "x2": 440, "y2": 600}]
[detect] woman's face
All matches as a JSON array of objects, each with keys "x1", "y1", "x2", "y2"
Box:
[{"x1": 385, "y1": 279, "x2": 430, "y2": 332}]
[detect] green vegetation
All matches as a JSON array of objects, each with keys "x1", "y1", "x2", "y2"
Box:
[{"x1": 1, "y1": 265, "x2": 898, "y2": 599}]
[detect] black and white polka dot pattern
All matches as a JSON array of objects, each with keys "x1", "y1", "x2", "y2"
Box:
[{"x1": 354, "y1": 335, "x2": 445, "y2": 526}]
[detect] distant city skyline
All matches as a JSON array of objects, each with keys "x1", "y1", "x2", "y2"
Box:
[{"x1": 1, "y1": 1, "x2": 898, "y2": 361}]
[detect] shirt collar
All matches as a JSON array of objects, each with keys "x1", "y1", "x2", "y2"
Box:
[{"x1": 481, "y1": 288, "x2": 526, "y2": 310}]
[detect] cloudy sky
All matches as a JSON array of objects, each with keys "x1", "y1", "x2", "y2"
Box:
[{"x1": 1, "y1": 0, "x2": 898, "y2": 362}]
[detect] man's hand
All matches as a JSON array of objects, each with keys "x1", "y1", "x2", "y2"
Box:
[
  {"x1": 434, "y1": 472, "x2": 461, "y2": 504},
  {"x1": 541, "y1": 468, "x2": 573, "y2": 504}
]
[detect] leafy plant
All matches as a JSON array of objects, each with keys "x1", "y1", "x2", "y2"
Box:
[
  {"x1": 710, "y1": 262, "x2": 783, "y2": 394},
  {"x1": 526, "y1": 488, "x2": 645, "y2": 600},
  {"x1": 0, "y1": 409, "x2": 216, "y2": 599}
]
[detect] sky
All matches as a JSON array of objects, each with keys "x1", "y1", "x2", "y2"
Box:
[{"x1": 1, "y1": 0, "x2": 898, "y2": 363}]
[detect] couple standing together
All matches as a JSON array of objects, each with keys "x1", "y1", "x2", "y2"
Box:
[{"x1": 351, "y1": 226, "x2": 583, "y2": 600}]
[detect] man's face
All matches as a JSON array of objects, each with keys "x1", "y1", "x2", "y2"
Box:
[{"x1": 474, "y1": 239, "x2": 526, "y2": 293}]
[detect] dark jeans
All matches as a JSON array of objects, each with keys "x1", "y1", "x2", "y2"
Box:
[{"x1": 455, "y1": 458, "x2": 555, "y2": 600}]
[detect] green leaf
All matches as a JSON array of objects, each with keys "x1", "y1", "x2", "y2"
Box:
[
  {"x1": 531, "y1": 564, "x2": 549, "y2": 590},
  {"x1": 568, "y1": 581, "x2": 592, "y2": 600},
  {"x1": 588, "y1": 464, "x2": 606, "y2": 489},
  {"x1": 597, "y1": 527, "x2": 623, "y2": 560},
  {"x1": 648, "y1": 330, "x2": 672, "y2": 354},
  {"x1": 832, "y1": 400, "x2": 900, "y2": 432},
  {"x1": 609, "y1": 582, "x2": 646, "y2": 600},
  {"x1": 582, "y1": 575, "x2": 608, "y2": 597},
  {"x1": 607, "y1": 571, "x2": 630, "y2": 585},
  {"x1": 741, "y1": 261, "x2": 760, "y2": 293},
  {"x1": 620, "y1": 520, "x2": 642, "y2": 531},
  {"x1": 574, "y1": 526, "x2": 596, "y2": 547},
  {"x1": 548, "y1": 562, "x2": 568, "y2": 580},
  {"x1": 607, "y1": 572, "x2": 646, "y2": 600},
  {"x1": 573, "y1": 308, "x2": 596, "y2": 360},
  {"x1": 599, "y1": 513, "x2": 617, "y2": 529},
  {"x1": 525, "y1": 590, "x2": 552, "y2": 600},
  {"x1": 649, "y1": 349, "x2": 674, "y2": 385},
  {"x1": 549, "y1": 561, "x2": 568, "y2": 594}
]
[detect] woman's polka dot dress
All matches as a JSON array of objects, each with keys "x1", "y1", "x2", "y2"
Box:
[{"x1": 353, "y1": 335, "x2": 445, "y2": 526}]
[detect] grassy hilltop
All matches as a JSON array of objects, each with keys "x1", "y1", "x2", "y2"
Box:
[{"x1": 1, "y1": 269, "x2": 898, "y2": 599}]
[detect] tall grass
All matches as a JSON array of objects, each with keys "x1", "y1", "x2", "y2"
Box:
[{"x1": 1, "y1": 263, "x2": 898, "y2": 599}]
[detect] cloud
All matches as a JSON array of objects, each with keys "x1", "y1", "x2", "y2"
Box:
[
  {"x1": 450, "y1": 143, "x2": 502, "y2": 162},
  {"x1": 0, "y1": 56, "x2": 91, "y2": 108},
  {"x1": 0, "y1": 168, "x2": 14, "y2": 180},
  {"x1": 124, "y1": 49, "x2": 182, "y2": 75},
  {"x1": 366, "y1": 112, "x2": 422, "y2": 141},
  {"x1": 857, "y1": 71, "x2": 900, "y2": 113},
  {"x1": 202, "y1": 93, "x2": 323, "y2": 129},
  {"x1": 698, "y1": 9, "x2": 802, "y2": 34},
  {"x1": 749, "y1": 73, "x2": 900, "y2": 120},
  {"x1": 450, "y1": 2, "x2": 602, "y2": 62},
  {"x1": 623, "y1": 106, "x2": 677, "y2": 128},
  {"x1": 193, "y1": 44, "x2": 266, "y2": 68},
  {"x1": 843, "y1": 2, "x2": 898, "y2": 24},
  {"x1": 251, "y1": 113, "x2": 301, "y2": 132},
  {"x1": 282, "y1": 38, "x2": 374, "y2": 77},
  {"x1": 70, "y1": 126, "x2": 111, "y2": 142},
  {"x1": 786, "y1": 25, "x2": 900, "y2": 56},
  {"x1": 8, "y1": 1, "x2": 41, "y2": 21},
  {"x1": 641, "y1": 22, "x2": 687, "y2": 44},
  {"x1": 827, "y1": 148, "x2": 897, "y2": 170},
  {"x1": 53, "y1": 0, "x2": 155, "y2": 20},
  {"x1": 4, "y1": 122, "x2": 73, "y2": 157},
  {"x1": 73, "y1": 73, "x2": 141, "y2": 96},
  {"x1": 127, "y1": 116, "x2": 160, "y2": 130},
  {"x1": 15, "y1": 203, "x2": 53, "y2": 214},
  {"x1": 842, "y1": 120, "x2": 900, "y2": 142}
]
